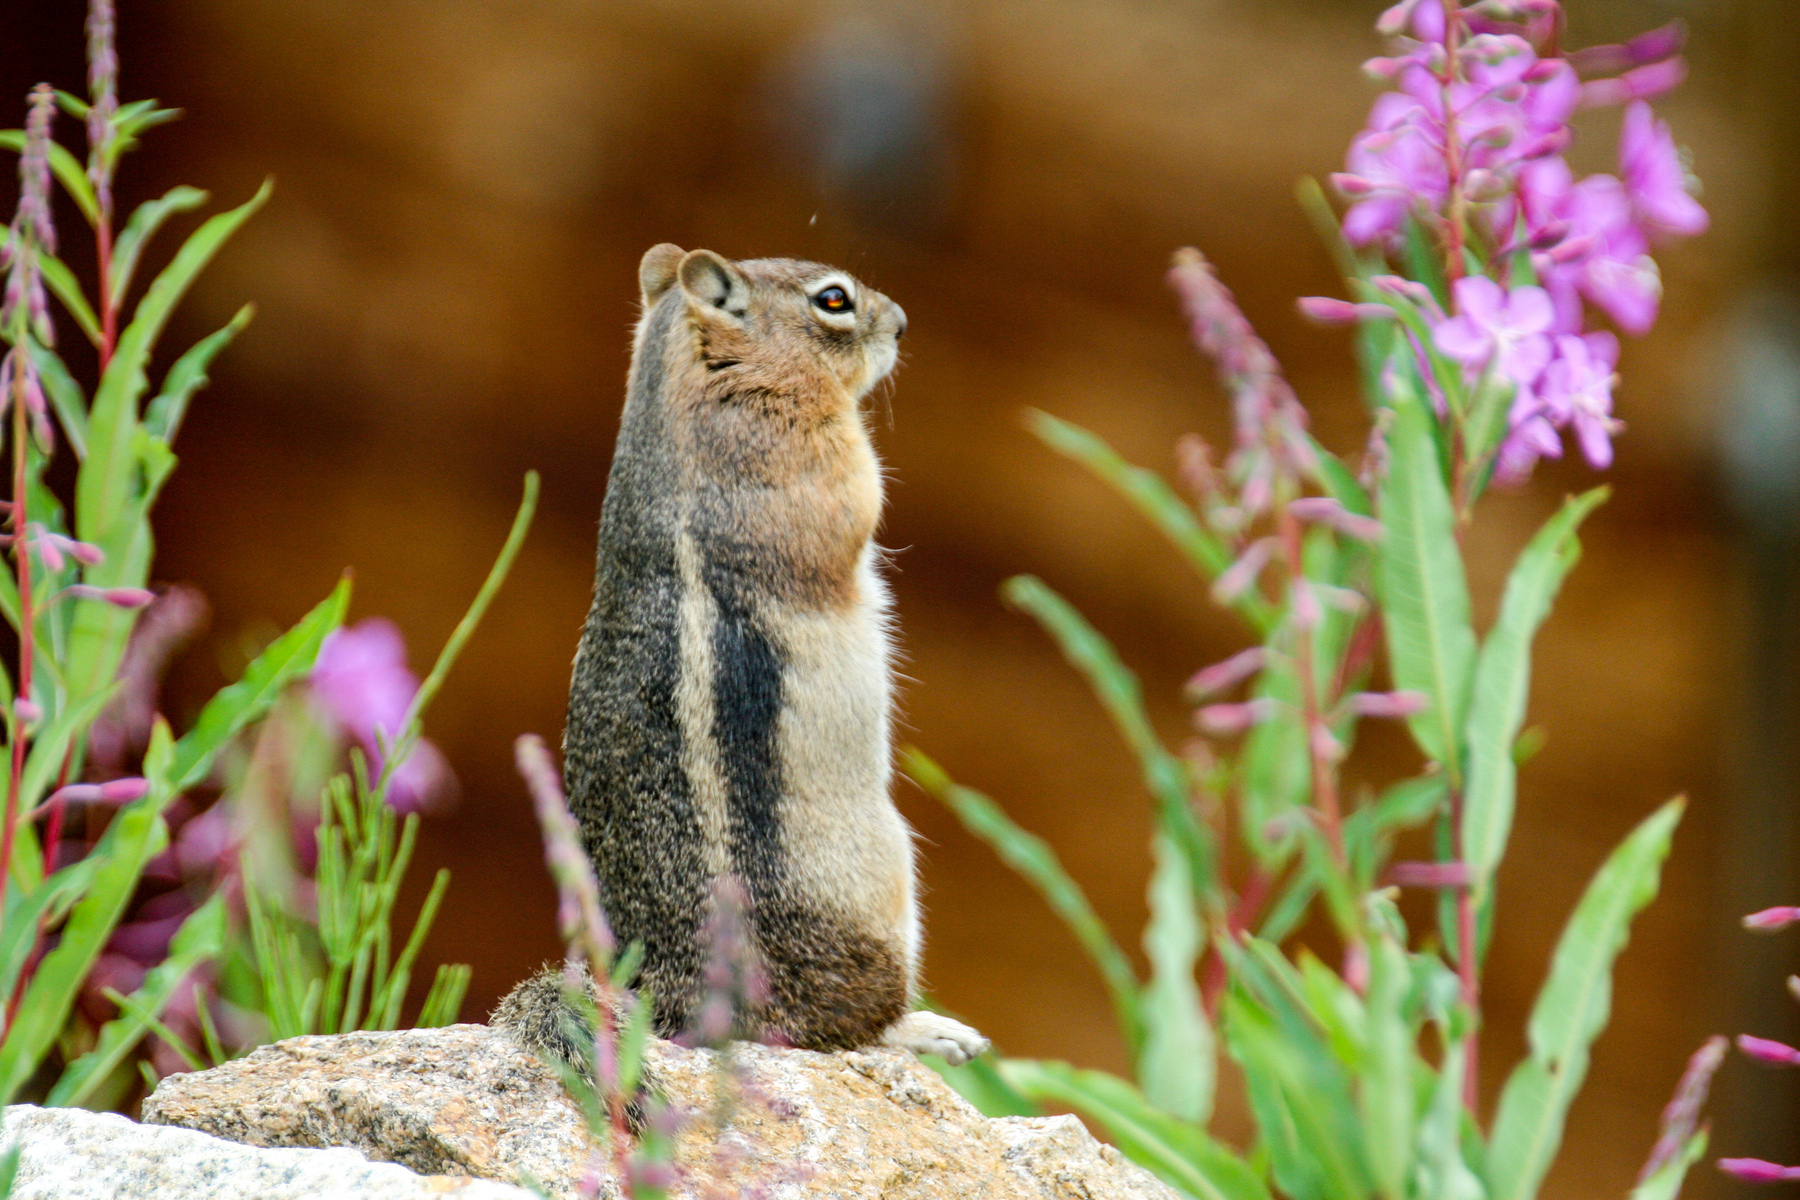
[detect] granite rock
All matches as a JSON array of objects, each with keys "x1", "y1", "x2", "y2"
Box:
[
  {"x1": 143, "y1": 1024, "x2": 1184, "y2": 1200},
  {"x1": 0, "y1": 1103, "x2": 532, "y2": 1199}
]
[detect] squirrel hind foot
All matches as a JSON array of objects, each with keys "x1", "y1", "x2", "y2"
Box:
[{"x1": 880, "y1": 1010, "x2": 990, "y2": 1067}]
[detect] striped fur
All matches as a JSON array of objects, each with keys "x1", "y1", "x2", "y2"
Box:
[{"x1": 503, "y1": 247, "x2": 982, "y2": 1064}]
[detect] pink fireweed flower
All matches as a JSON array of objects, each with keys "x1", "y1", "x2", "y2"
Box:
[
  {"x1": 1539, "y1": 331, "x2": 1622, "y2": 469},
  {"x1": 1433, "y1": 277, "x2": 1556, "y2": 391},
  {"x1": 1581, "y1": 58, "x2": 1687, "y2": 108},
  {"x1": 1737, "y1": 1034, "x2": 1800, "y2": 1068},
  {"x1": 1743, "y1": 906, "x2": 1800, "y2": 932},
  {"x1": 1620, "y1": 101, "x2": 1708, "y2": 240},
  {"x1": 1720, "y1": 1160, "x2": 1800, "y2": 1184},
  {"x1": 311, "y1": 619, "x2": 454, "y2": 813}
]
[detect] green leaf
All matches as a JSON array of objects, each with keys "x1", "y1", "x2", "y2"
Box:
[
  {"x1": 29, "y1": 341, "x2": 88, "y2": 459},
  {"x1": 1411, "y1": 1044, "x2": 1485, "y2": 1200},
  {"x1": 905, "y1": 749, "x2": 1144, "y2": 1051},
  {"x1": 1139, "y1": 832, "x2": 1214, "y2": 1122},
  {"x1": 1023, "y1": 410, "x2": 1274, "y2": 633},
  {"x1": 417, "y1": 963, "x2": 473, "y2": 1029},
  {"x1": 0, "y1": 131, "x2": 99, "y2": 225},
  {"x1": 1001, "y1": 575, "x2": 1217, "y2": 894},
  {"x1": 109, "y1": 185, "x2": 211, "y2": 308},
  {"x1": 78, "y1": 178, "x2": 271, "y2": 547},
  {"x1": 926, "y1": 1052, "x2": 1041, "y2": 1118},
  {"x1": 0, "y1": 721, "x2": 179, "y2": 1103},
  {"x1": 1376, "y1": 378, "x2": 1475, "y2": 776},
  {"x1": 1486, "y1": 799, "x2": 1684, "y2": 1200},
  {"x1": 47, "y1": 893, "x2": 229, "y2": 1107},
  {"x1": 0, "y1": 858, "x2": 102, "y2": 1005},
  {"x1": 1000, "y1": 1059, "x2": 1269, "y2": 1200},
  {"x1": 1461, "y1": 489, "x2": 1607, "y2": 902},
  {"x1": 142, "y1": 304, "x2": 254, "y2": 444},
  {"x1": 168, "y1": 575, "x2": 351, "y2": 793},
  {"x1": 1222, "y1": 987, "x2": 1371, "y2": 1200},
  {"x1": 1357, "y1": 921, "x2": 1416, "y2": 1200}
]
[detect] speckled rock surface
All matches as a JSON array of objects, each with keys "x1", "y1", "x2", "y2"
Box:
[
  {"x1": 143, "y1": 1024, "x2": 1183, "y2": 1200},
  {"x1": 0, "y1": 1103, "x2": 531, "y2": 1199}
]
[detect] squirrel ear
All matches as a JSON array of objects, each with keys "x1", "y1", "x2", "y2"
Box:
[
  {"x1": 639, "y1": 244, "x2": 684, "y2": 304},
  {"x1": 677, "y1": 250, "x2": 749, "y2": 319}
]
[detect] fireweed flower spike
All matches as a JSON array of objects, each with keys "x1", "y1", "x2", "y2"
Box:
[{"x1": 1333, "y1": 0, "x2": 1706, "y2": 484}]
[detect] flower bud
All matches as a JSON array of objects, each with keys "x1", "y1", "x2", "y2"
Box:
[
  {"x1": 1719, "y1": 1159, "x2": 1800, "y2": 1184},
  {"x1": 66, "y1": 584, "x2": 155, "y2": 608},
  {"x1": 98, "y1": 776, "x2": 150, "y2": 802},
  {"x1": 1349, "y1": 690, "x2": 1429, "y2": 718},
  {"x1": 1185, "y1": 647, "x2": 1267, "y2": 699},
  {"x1": 1743, "y1": 906, "x2": 1800, "y2": 932},
  {"x1": 13, "y1": 697, "x2": 41, "y2": 723},
  {"x1": 1309, "y1": 720, "x2": 1343, "y2": 762},
  {"x1": 1196, "y1": 698, "x2": 1276, "y2": 736},
  {"x1": 1387, "y1": 860, "x2": 1471, "y2": 888},
  {"x1": 1298, "y1": 296, "x2": 1361, "y2": 324},
  {"x1": 1329, "y1": 173, "x2": 1375, "y2": 198},
  {"x1": 1212, "y1": 538, "x2": 1275, "y2": 604},
  {"x1": 1737, "y1": 1034, "x2": 1800, "y2": 1067}
]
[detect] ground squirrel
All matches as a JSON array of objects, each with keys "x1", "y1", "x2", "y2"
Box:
[{"x1": 494, "y1": 245, "x2": 988, "y2": 1069}]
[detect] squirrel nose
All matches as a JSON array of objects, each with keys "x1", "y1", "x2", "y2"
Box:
[{"x1": 890, "y1": 303, "x2": 908, "y2": 340}]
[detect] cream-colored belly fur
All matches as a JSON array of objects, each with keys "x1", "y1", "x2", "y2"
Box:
[{"x1": 772, "y1": 550, "x2": 917, "y2": 983}]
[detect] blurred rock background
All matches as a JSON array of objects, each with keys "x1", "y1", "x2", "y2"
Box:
[{"x1": 4, "y1": 0, "x2": 1797, "y2": 1195}]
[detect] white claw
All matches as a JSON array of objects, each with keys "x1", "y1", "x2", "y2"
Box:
[{"x1": 882, "y1": 1011, "x2": 991, "y2": 1067}]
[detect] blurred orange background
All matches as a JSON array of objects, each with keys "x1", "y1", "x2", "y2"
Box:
[{"x1": 7, "y1": 0, "x2": 1799, "y2": 1195}]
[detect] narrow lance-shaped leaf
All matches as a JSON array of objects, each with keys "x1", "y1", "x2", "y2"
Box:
[
  {"x1": 1486, "y1": 799, "x2": 1684, "y2": 1200},
  {"x1": 1462, "y1": 488, "x2": 1608, "y2": 904},
  {"x1": 46, "y1": 892, "x2": 229, "y2": 1108},
  {"x1": 1376, "y1": 374, "x2": 1476, "y2": 777},
  {"x1": 1357, "y1": 916, "x2": 1416, "y2": 1200},
  {"x1": 999, "y1": 1058, "x2": 1270, "y2": 1200},
  {"x1": 168, "y1": 575, "x2": 351, "y2": 793},
  {"x1": 142, "y1": 304, "x2": 254, "y2": 444},
  {"x1": 77, "y1": 178, "x2": 271, "y2": 547},
  {"x1": 1002, "y1": 575, "x2": 1217, "y2": 893},
  {"x1": 108, "y1": 185, "x2": 210, "y2": 308},
  {"x1": 1139, "y1": 831, "x2": 1214, "y2": 1122},
  {"x1": 1222, "y1": 985, "x2": 1372, "y2": 1200},
  {"x1": 1024, "y1": 409, "x2": 1275, "y2": 634},
  {"x1": 1411, "y1": 1043, "x2": 1485, "y2": 1200},
  {"x1": 905, "y1": 749, "x2": 1145, "y2": 1052}
]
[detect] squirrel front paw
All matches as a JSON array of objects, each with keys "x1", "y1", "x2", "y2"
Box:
[{"x1": 881, "y1": 1010, "x2": 991, "y2": 1066}]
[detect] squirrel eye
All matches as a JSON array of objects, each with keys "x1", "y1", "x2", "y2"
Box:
[{"x1": 812, "y1": 286, "x2": 852, "y2": 314}]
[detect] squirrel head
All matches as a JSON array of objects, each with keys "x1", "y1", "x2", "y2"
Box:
[{"x1": 639, "y1": 244, "x2": 907, "y2": 407}]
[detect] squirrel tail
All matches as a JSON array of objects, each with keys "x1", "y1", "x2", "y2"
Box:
[{"x1": 491, "y1": 965, "x2": 654, "y2": 1131}]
